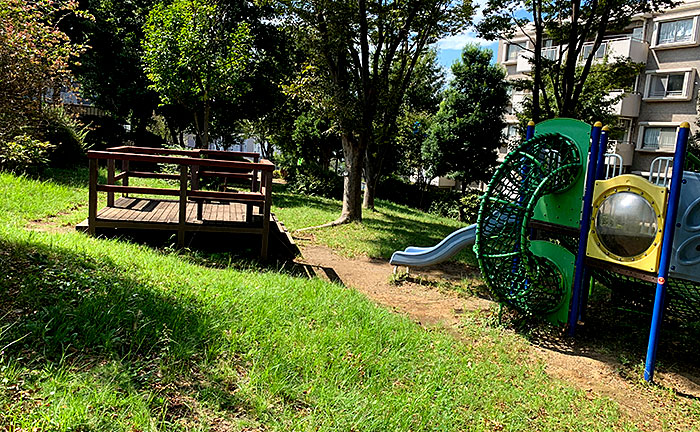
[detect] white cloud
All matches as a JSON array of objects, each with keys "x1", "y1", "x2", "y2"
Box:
[
  {"x1": 435, "y1": 31, "x2": 491, "y2": 50},
  {"x1": 434, "y1": 0, "x2": 494, "y2": 51}
]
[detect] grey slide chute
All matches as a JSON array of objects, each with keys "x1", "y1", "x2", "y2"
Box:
[{"x1": 389, "y1": 224, "x2": 476, "y2": 267}]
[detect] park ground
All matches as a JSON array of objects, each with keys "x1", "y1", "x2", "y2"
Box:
[{"x1": 3, "y1": 167, "x2": 700, "y2": 430}]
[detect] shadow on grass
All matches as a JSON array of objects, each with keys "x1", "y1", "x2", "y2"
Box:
[
  {"x1": 0, "y1": 235, "x2": 251, "y2": 424},
  {"x1": 362, "y1": 210, "x2": 473, "y2": 261}
]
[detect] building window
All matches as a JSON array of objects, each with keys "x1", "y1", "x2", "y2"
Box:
[
  {"x1": 642, "y1": 127, "x2": 676, "y2": 151},
  {"x1": 632, "y1": 26, "x2": 644, "y2": 42},
  {"x1": 657, "y1": 18, "x2": 694, "y2": 45},
  {"x1": 644, "y1": 70, "x2": 694, "y2": 100},
  {"x1": 581, "y1": 43, "x2": 606, "y2": 60},
  {"x1": 648, "y1": 73, "x2": 685, "y2": 97},
  {"x1": 505, "y1": 43, "x2": 522, "y2": 62}
]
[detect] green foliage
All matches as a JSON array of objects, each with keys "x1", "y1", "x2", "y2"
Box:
[
  {"x1": 0, "y1": 0, "x2": 87, "y2": 141},
  {"x1": 385, "y1": 50, "x2": 444, "y2": 182},
  {"x1": 0, "y1": 135, "x2": 56, "y2": 173},
  {"x1": 514, "y1": 59, "x2": 645, "y2": 128},
  {"x1": 428, "y1": 190, "x2": 482, "y2": 223},
  {"x1": 142, "y1": 0, "x2": 252, "y2": 146},
  {"x1": 423, "y1": 45, "x2": 509, "y2": 187},
  {"x1": 281, "y1": 0, "x2": 473, "y2": 219},
  {"x1": 40, "y1": 106, "x2": 91, "y2": 167},
  {"x1": 284, "y1": 162, "x2": 343, "y2": 199}
]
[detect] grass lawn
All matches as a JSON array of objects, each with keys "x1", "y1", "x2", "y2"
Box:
[
  {"x1": 273, "y1": 185, "x2": 474, "y2": 262},
  {"x1": 0, "y1": 168, "x2": 645, "y2": 430}
]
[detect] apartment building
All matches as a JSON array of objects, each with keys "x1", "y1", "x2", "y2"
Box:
[{"x1": 496, "y1": 0, "x2": 700, "y2": 175}]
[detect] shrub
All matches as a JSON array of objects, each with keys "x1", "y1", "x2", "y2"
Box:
[
  {"x1": 40, "y1": 106, "x2": 91, "y2": 167},
  {"x1": 286, "y1": 163, "x2": 343, "y2": 199},
  {"x1": 0, "y1": 134, "x2": 56, "y2": 173},
  {"x1": 428, "y1": 190, "x2": 482, "y2": 223}
]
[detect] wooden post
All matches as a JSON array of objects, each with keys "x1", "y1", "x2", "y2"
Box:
[
  {"x1": 178, "y1": 165, "x2": 188, "y2": 248},
  {"x1": 192, "y1": 165, "x2": 203, "y2": 220},
  {"x1": 261, "y1": 170, "x2": 272, "y2": 259},
  {"x1": 122, "y1": 160, "x2": 129, "y2": 197},
  {"x1": 107, "y1": 159, "x2": 115, "y2": 207},
  {"x1": 88, "y1": 158, "x2": 98, "y2": 236},
  {"x1": 247, "y1": 168, "x2": 258, "y2": 222}
]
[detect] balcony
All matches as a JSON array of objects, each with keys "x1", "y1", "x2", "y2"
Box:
[
  {"x1": 515, "y1": 36, "x2": 648, "y2": 74},
  {"x1": 581, "y1": 36, "x2": 648, "y2": 64},
  {"x1": 516, "y1": 50, "x2": 533, "y2": 73},
  {"x1": 609, "y1": 91, "x2": 642, "y2": 117}
]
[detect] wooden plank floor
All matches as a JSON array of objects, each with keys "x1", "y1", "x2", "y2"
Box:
[{"x1": 97, "y1": 197, "x2": 259, "y2": 225}]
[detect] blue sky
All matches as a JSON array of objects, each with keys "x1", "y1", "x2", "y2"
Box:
[{"x1": 434, "y1": 0, "x2": 501, "y2": 76}]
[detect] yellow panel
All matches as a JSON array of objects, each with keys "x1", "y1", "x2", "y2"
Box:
[{"x1": 586, "y1": 174, "x2": 668, "y2": 273}]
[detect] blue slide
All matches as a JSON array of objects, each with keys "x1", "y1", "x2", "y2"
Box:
[{"x1": 389, "y1": 224, "x2": 476, "y2": 268}]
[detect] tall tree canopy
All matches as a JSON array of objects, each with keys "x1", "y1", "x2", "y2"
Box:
[
  {"x1": 364, "y1": 48, "x2": 445, "y2": 209},
  {"x1": 67, "y1": 0, "x2": 289, "y2": 148},
  {"x1": 477, "y1": 0, "x2": 674, "y2": 121},
  {"x1": 423, "y1": 45, "x2": 509, "y2": 199},
  {"x1": 62, "y1": 0, "x2": 162, "y2": 145},
  {"x1": 142, "y1": 0, "x2": 252, "y2": 148},
  {"x1": 0, "y1": 0, "x2": 86, "y2": 140},
  {"x1": 281, "y1": 0, "x2": 473, "y2": 224}
]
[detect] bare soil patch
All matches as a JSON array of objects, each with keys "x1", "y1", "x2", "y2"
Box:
[
  {"x1": 297, "y1": 244, "x2": 700, "y2": 431},
  {"x1": 24, "y1": 204, "x2": 85, "y2": 233}
]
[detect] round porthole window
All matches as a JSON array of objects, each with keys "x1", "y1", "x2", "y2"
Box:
[{"x1": 595, "y1": 192, "x2": 658, "y2": 258}]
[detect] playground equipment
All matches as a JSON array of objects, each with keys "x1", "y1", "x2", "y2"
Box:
[
  {"x1": 389, "y1": 224, "x2": 476, "y2": 269},
  {"x1": 391, "y1": 118, "x2": 696, "y2": 382}
]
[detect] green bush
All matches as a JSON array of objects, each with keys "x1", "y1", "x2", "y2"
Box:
[
  {"x1": 428, "y1": 190, "x2": 482, "y2": 223},
  {"x1": 286, "y1": 163, "x2": 343, "y2": 199},
  {"x1": 0, "y1": 134, "x2": 56, "y2": 173},
  {"x1": 40, "y1": 106, "x2": 90, "y2": 167}
]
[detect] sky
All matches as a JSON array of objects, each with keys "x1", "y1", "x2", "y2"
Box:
[{"x1": 434, "y1": 0, "x2": 500, "y2": 77}]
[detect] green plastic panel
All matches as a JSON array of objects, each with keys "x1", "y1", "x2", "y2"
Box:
[
  {"x1": 532, "y1": 119, "x2": 591, "y2": 228},
  {"x1": 530, "y1": 240, "x2": 575, "y2": 325}
]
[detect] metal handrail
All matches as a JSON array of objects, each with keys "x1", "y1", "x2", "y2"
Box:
[
  {"x1": 649, "y1": 156, "x2": 673, "y2": 187},
  {"x1": 604, "y1": 153, "x2": 623, "y2": 179}
]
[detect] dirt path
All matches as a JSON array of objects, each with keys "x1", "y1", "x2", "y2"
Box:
[{"x1": 298, "y1": 244, "x2": 700, "y2": 431}]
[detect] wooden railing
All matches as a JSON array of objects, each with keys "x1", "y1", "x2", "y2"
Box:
[{"x1": 86, "y1": 146, "x2": 275, "y2": 258}]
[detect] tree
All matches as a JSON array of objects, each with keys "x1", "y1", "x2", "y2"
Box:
[
  {"x1": 513, "y1": 58, "x2": 644, "y2": 129},
  {"x1": 477, "y1": 0, "x2": 674, "y2": 120},
  {"x1": 423, "y1": 45, "x2": 508, "y2": 212},
  {"x1": 142, "y1": 0, "x2": 252, "y2": 148},
  {"x1": 62, "y1": 0, "x2": 162, "y2": 145},
  {"x1": 281, "y1": 0, "x2": 472, "y2": 224},
  {"x1": 0, "y1": 0, "x2": 86, "y2": 140},
  {"x1": 363, "y1": 48, "x2": 445, "y2": 209}
]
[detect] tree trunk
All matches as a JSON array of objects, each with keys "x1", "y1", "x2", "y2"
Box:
[
  {"x1": 532, "y1": 1, "x2": 543, "y2": 122},
  {"x1": 339, "y1": 133, "x2": 364, "y2": 223},
  {"x1": 362, "y1": 149, "x2": 378, "y2": 210},
  {"x1": 202, "y1": 101, "x2": 210, "y2": 149}
]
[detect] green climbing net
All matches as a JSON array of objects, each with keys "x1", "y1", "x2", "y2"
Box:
[{"x1": 475, "y1": 133, "x2": 582, "y2": 315}]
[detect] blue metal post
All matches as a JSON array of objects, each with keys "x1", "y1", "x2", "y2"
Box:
[
  {"x1": 595, "y1": 126, "x2": 610, "y2": 181},
  {"x1": 526, "y1": 121, "x2": 535, "y2": 140},
  {"x1": 580, "y1": 126, "x2": 611, "y2": 320},
  {"x1": 568, "y1": 121, "x2": 603, "y2": 336},
  {"x1": 644, "y1": 122, "x2": 691, "y2": 382}
]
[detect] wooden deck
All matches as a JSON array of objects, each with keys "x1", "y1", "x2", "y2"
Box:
[
  {"x1": 93, "y1": 197, "x2": 261, "y2": 227},
  {"x1": 82, "y1": 146, "x2": 277, "y2": 258}
]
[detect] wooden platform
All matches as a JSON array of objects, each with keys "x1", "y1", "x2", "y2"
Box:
[{"x1": 83, "y1": 146, "x2": 277, "y2": 258}]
